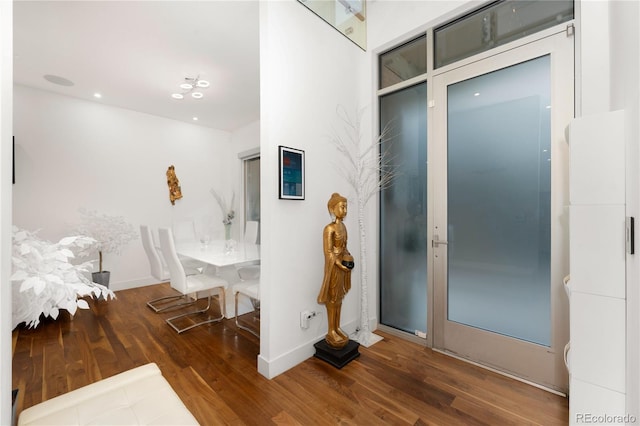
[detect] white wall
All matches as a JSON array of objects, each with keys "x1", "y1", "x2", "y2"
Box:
[
  {"x1": 12, "y1": 85, "x2": 233, "y2": 290},
  {"x1": 0, "y1": 2, "x2": 12, "y2": 424},
  {"x1": 609, "y1": 0, "x2": 640, "y2": 420},
  {"x1": 231, "y1": 120, "x2": 259, "y2": 154},
  {"x1": 258, "y1": 0, "x2": 367, "y2": 377}
]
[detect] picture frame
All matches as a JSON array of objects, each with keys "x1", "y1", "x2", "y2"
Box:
[{"x1": 279, "y1": 145, "x2": 305, "y2": 200}]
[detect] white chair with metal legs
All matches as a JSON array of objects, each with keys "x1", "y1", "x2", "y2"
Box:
[
  {"x1": 236, "y1": 221, "x2": 260, "y2": 280},
  {"x1": 232, "y1": 279, "x2": 260, "y2": 337},
  {"x1": 141, "y1": 225, "x2": 170, "y2": 282},
  {"x1": 141, "y1": 225, "x2": 198, "y2": 313},
  {"x1": 151, "y1": 226, "x2": 203, "y2": 276},
  {"x1": 171, "y1": 219, "x2": 207, "y2": 273},
  {"x1": 158, "y1": 227, "x2": 228, "y2": 333}
]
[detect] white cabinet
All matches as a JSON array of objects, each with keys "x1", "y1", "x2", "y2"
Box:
[
  {"x1": 570, "y1": 378, "x2": 626, "y2": 423},
  {"x1": 567, "y1": 110, "x2": 625, "y2": 205},
  {"x1": 569, "y1": 205, "x2": 626, "y2": 299},
  {"x1": 570, "y1": 292, "x2": 625, "y2": 393},
  {"x1": 567, "y1": 110, "x2": 626, "y2": 425}
]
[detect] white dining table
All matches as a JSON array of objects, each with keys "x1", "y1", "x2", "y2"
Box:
[
  {"x1": 175, "y1": 240, "x2": 260, "y2": 318},
  {"x1": 175, "y1": 240, "x2": 260, "y2": 268}
]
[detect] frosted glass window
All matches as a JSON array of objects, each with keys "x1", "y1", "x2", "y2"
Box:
[
  {"x1": 380, "y1": 82, "x2": 428, "y2": 335},
  {"x1": 434, "y1": 0, "x2": 573, "y2": 68},
  {"x1": 447, "y1": 55, "x2": 551, "y2": 346},
  {"x1": 379, "y1": 36, "x2": 427, "y2": 89}
]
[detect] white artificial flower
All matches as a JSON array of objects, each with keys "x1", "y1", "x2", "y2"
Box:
[{"x1": 11, "y1": 226, "x2": 116, "y2": 329}]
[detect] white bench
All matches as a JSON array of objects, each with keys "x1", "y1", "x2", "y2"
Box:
[{"x1": 18, "y1": 363, "x2": 198, "y2": 425}]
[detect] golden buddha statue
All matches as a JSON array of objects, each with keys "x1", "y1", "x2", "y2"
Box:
[{"x1": 317, "y1": 192, "x2": 354, "y2": 349}]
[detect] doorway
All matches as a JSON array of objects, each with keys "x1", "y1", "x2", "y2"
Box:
[
  {"x1": 432, "y1": 30, "x2": 573, "y2": 391},
  {"x1": 378, "y1": 27, "x2": 573, "y2": 392}
]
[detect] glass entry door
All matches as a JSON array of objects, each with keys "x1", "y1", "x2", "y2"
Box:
[{"x1": 432, "y1": 31, "x2": 573, "y2": 392}]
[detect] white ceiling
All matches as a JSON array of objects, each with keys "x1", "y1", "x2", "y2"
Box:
[{"x1": 13, "y1": 1, "x2": 260, "y2": 132}]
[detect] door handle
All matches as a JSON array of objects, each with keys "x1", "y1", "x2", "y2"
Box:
[{"x1": 432, "y1": 234, "x2": 448, "y2": 247}]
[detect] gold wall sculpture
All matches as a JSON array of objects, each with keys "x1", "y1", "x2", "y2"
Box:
[
  {"x1": 317, "y1": 192, "x2": 355, "y2": 349},
  {"x1": 166, "y1": 165, "x2": 183, "y2": 205}
]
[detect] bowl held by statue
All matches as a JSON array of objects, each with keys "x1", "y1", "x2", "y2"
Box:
[{"x1": 341, "y1": 254, "x2": 354, "y2": 270}]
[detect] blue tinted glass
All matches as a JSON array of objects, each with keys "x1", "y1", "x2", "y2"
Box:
[
  {"x1": 380, "y1": 82, "x2": 428, "y2": 335},
  {"x1": 447, "y1": 56, "x2": 551, "y2": 346}
]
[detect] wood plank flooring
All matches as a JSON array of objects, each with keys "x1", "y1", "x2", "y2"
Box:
[{"x1": 12, "y1": 283, "x2": 568, "y2": 425}]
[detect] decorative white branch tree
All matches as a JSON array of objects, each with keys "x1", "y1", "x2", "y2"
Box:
[
  {"x1": 11, "y1": 226, "x2": 115, "y2": 329},
  {"x1": 330, "y1": 105, "x2": 397, "y2": 347},
  {"x1": 76, "y1": 208, "x2": 138, "y2": 273}
]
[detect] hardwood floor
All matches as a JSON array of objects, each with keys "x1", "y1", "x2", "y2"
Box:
[{"x1": 12, "y1": 283, "x2": 568, "y2": 425}]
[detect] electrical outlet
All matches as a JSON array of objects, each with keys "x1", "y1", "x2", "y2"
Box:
[
  {"x1": 300, "y1": 311, "x2": 310, "y2": 329},
  {"x1": 300, "y1": 310, "x2": 316, "y2": 329}
]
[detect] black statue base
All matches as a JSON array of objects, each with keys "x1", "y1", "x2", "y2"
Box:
[{"x1": 314, "y1": 339, "x2": 360, "y2": 369}]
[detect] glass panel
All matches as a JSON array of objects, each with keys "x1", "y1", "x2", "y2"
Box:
[
  {"x1": 379, "y1": 35, "x2": 427, "y2": 90},
  {"x1": 434, "y1": 0, "x2": 573, "y2": 68},
  {"x1": 244, "y1": 157, "x2": 260, "y2": 244},
  {"x1": 447, "y1": 55, "x2": 551, "y2": 346},
  {"x1": 297, "y1": 0, "x2": 366, "y2": 50},
  {"x1": 380, "y1": 82, "x2": 428, "y2": 336}
]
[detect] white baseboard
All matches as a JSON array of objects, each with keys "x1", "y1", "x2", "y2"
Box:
[
  {"x1": 109, "y1": 277, "x2": 160, "y2": 291},
  {"x1": 258, "y1": 342, "x2": 317, "y2": 379},
  {"x1": 257, "y1": 318, "x2": 362, "y2": 379}
]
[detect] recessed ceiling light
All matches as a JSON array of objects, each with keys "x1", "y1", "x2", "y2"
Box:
[
  {"x1": 43, "y1": 74, "x2": 74, "y2": 87},
  {"x1": 171, "y1": 93, "x2": 184, "y2": 99},
  {"x1": 474, "y1": 92, "x2": 480, "y2": 97},
  {"x1": 93, "y1": 93, "x2": 102, "y2": 99},
  {"x1": 192, "y1": 117, "x2": 199, "y2": 121},
  {"x1": 191, "y1": 92, "x2": 203, "y2": 99}
]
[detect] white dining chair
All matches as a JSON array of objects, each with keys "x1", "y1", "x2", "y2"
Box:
[
  {"x1": 158, "y1": 227, "x2": 228, "y2": 333},
  {"x1": 232, "y1": 279, "x2": 260, "y2": 337},
  {"x1": 237, "y1": 221, "x2": 260, "y2": 280},
  {"x1": 141, "y1": 225, "x2": 169, "y2": 282},
  {"x1": 170, "y1": 219, "x2": 207, "y2": 273},
  {"x1": 142, "y1": 225, "x2": 198, "y2": 313}
]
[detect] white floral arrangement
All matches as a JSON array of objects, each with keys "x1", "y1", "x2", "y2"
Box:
[
  {"x1": 210, "y1": 189, "x2": 235, "y2": 225},
  {"x1": 11, "y1": 226, "x2": 115, "y2": 329},
  {"x1": 76, "y1": 208, "x2": 138, "y2": 272}
]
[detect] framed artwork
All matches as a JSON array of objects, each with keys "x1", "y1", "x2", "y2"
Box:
[{"x1": 279, "y1": 145, "x2": 305, "y2": 200}]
